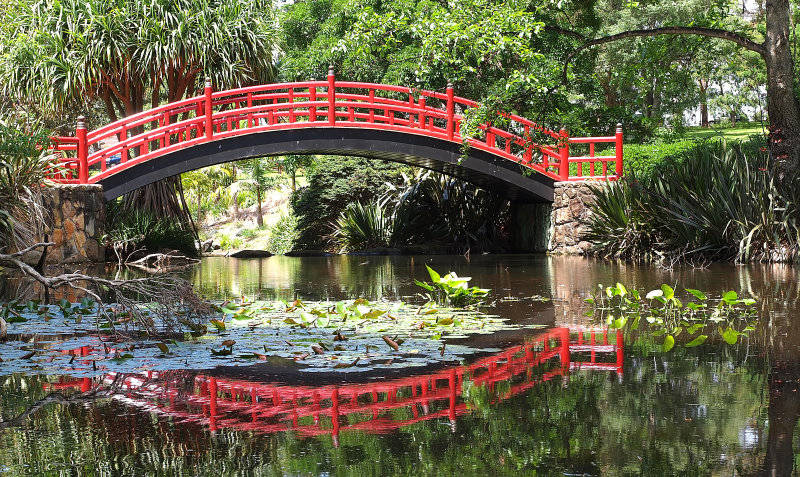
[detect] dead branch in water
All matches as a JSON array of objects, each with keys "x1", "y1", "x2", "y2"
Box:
[{"x1": 0, "y1": 242, "x2": 214, "y2": 337}]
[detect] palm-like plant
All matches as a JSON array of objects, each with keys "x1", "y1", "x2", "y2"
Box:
[
  {"x1": 1, "y1": 0, "x2": 278, "y2": 225},
  {"x1": 0, "y1": 121, "x2": 60, "y2": 251}
]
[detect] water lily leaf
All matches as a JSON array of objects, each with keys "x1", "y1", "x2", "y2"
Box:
[
  {"x1": 616, "y1": 283, "x2": 627, "y2": 297},
  {"x1": 722, "y1": 327, "x2": 738, "y2": 345},
  {"x1": 661, "y1": 284, "x2": 675, "y2": 300},
  {"x1": 686, "y1": 335, "x2": 708, "y2": 347},
  {"x1": 662, "y1": 335, "x2": 675, "y2": 352},
  {"x1": 437, "y1": 317, "x2": 454, "y2": 326},
  {"x1": 646, "y1": 289, "x2": 663, "y2": 299},
  {"x1": 425, "y1": 265, "x2": 441, "y2": 283},
  {"x1": 209, "y1": 319, "x2": 226, "y2": 331},
  {"x1": 722, "y1": 291, "x2": 738, "y2": 303},
  {"x1": 741, "y1": 298, "x2": 756, "y2": 306},
  {"x1": 220, "y1": 340, "x2": 236, "y2": 348},
  {"x1": 156, "y1": 343, "x2": 170, "y2": 354},
  {"x1": 211, "y1": 348, "x2": 232, "y2": 356},
  {"x1": 685, "y1": 289, "x2": 707, "y2": 301}
]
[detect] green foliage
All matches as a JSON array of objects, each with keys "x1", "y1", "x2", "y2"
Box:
[
  {"x1": 587, "y1": 138, "x2": 800, "y2": 262},
  {"x1": 414, "y1": 265, "x2": 490, "y2": 308},
  {"x1": 217, "y1": 233, "x2": 243, "y2": 250},
  {"x1": 0, "y1": 120, "x2": 60, "y2": 250},
  {"x1": 1, "y1": 0, "x2": 277, "y2": 117},
  {"x1": 587, "y1": 282, "x2": 758, "y2": 352},
  {"x1": 104, "y1": 202, "x2": 198, "y2": 258},
  {"x1": 333, "y1": 201, "x2": 395, "y2": 251},
  {"x1": 622, "y1": 140, "x2": 700, "y2": 183},
  {"x1": 265, "y1": 213, "x2": 298, "y2": 254},
  {"x1": 385, "y1": 170, "x2": 510, "y2": 253},
  {"x1": 291, "y1": 156, "x2": 410, "y2": 249}
]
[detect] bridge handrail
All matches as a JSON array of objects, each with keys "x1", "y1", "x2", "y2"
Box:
[{"x1": 51, "y1": 70, "x2": 623, "y2": 185}]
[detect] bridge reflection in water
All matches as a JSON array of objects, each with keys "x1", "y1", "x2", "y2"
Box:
[{"x1": 48, "y1": 327, "x2": 622, "y2": 446}]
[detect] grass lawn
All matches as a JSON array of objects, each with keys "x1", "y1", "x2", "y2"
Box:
[{"x1": 683, "y1": 123, "x2": 767, "y2": 141}]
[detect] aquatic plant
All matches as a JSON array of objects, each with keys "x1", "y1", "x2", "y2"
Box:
[
  {"x1": 586, "y1": 283, "x2": 758, "y2": 351},
  {"x1": 414, "y1": 265, "x2": 490, "y2": 308}
]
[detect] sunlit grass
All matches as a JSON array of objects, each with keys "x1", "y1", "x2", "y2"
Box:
[{"x1": 684, "y1": 123, "x2": 767, "y2": 141}]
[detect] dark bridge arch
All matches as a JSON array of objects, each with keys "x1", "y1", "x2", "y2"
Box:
[
  {"x1": 101, "y1": 127, "x2": 556, "y2": 202},
  {"x1": 51, "y1": 74, "x2": 623, "y2": 202}
]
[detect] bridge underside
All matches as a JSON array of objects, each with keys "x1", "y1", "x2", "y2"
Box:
[{"x1": 99, "y1": 127, "x2": 555, "y2": 202}]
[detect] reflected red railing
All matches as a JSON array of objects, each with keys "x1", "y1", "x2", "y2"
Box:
[
  {"x1": 49, "y1": 69, "x2": 623, "y2": 185},
  {"x1": 46, "y1": 327, "x2": 623, "y2": 444}
]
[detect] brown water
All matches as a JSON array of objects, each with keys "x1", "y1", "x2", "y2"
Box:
[{"x1": 0, "y1": 255, "x2": 798, "y2": 476}]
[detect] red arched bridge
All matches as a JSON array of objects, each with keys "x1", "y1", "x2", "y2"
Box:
[
  {"x1": 51, "y1": 69, "x2": 623, "y2": 202},
  {"x1": 47, "y1": 327, "x2": 622, "y2": 443}
]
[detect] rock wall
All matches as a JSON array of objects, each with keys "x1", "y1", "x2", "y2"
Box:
[
  {"x1": 40, "y1": 184, "x2": 105, "y2": 264},
  {"x1": 549, "y1": 181, "x2": 600, "y2": 255}
]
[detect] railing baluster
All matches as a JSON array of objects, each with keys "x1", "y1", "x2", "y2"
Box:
[
  {"x1": 589, "y1": 142, "x2": 595, "y2": 177},
  {"x1": 309, "y1": 83, "x2": 317, "y2": 122},
  {"x1": 368, "y1": 89, "x2": 375, "y2": 123},
  {"x1": 419, "y1": 97, "x2": 426, "y2": 130},
  {"x1": 204, "y1": 78, "x2": 213, "y2": 140},
  {"x1": 247, "y1": 92, "x2": 253, "y2": 128},
  {"x1": 289, "y1": 88, "x2": 295, "y2": 123},
  {"x1": 120, "y1": 125, "x2": 128, "y2": 163}
]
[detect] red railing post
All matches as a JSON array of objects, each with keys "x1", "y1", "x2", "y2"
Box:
[
  {"x1": 204, "y1": 78, "x2": 213, "y2": 140},
  {"x1": 328, "y1": 66, "x2": 336, "y2": 126},
  {"x1": 558, "y1": 128, "x2": 570, "y2": 181},
  {"x1": 446, "y1": 82, "x2": 455, "y2": 140},
  {"x1": 309, "y1": 80, "x2": 317, "y2": 122},
  {"x1": 615, "y1": 123, "x2": 623, "y2": 177},
  {"x1": 76, "y1": 116, "x2": 88, "y2": 184}
]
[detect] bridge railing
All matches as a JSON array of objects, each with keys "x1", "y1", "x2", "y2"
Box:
[{"x1": 50, "y1": 69, "x2": 623, "y2": 184}]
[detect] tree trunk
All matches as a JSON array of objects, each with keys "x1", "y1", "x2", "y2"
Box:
[
  {"x1": 256, "y1": 187, "x2": 264, "y2": 227},
  {"x1": 764, "y1": 0, "x2": 800, "y2": 177},
  {"x1": 232, "y1": 165, "x2": 239, "y2": 221},
  {"x1": 698, "y1": 78, "x2": 709, "y2": 127},
  {"x1": 291, "y1": 170, "x2": 296, "y2": 193}
]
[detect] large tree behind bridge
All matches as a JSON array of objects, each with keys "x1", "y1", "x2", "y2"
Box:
[
  {"x1": 562, "y1": 0, "x2": 798, "y2": 176},
  {"x1": 0, "y1": 0, "x2": 278, "y2": 222}
]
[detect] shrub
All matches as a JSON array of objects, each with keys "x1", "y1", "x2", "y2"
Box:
[
  {"x1": 587, "y1": 138, "x2": 800, "y2": 263},
  {"x1": 266, "y1": 214, "x2": 298, "y2": 254},
  {"x1": 622, "y1": 140, "x2": 699, "y2": 183},
  {"x1": 104, "y1": 202, "x2": 199, "y2": 258},
  {"x1": 291, "y1": 156, "x2": 410, "y2": 249}
]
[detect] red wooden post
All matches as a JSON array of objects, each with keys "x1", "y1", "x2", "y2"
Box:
[
  {"x1": 419, "y1": 97, "x2": 426, "y2": 130},
  {"x1": 120, "y1": 124, "x2": 128, "y2": 163},
  {"x1": 615, "y1": 123, "x2": 623, "y2": 177},
  {"x1": 309, "y1": 80, "x2": 317, "y2": 122},
  {"x1": 558, "y1": 128, "x2": 570, "y2": 181},
  {"x1": 446, "y1": 83, "x2": 455, "y2": 140},
  {"x1": 328, "y1": 66, "x2": 336, "y2": 126},
  {"x1": 204, "y1": 78, "x2": 213, "y2": 140},
  {"x1": 331, "y1": 388, "x2": 340, "y2": 448},
  {"x1": 76, "y1": 116, "x2": 88, "y2": 184},
  {"x1": 209, "y1": 377, "x2": 218, "y2": 432}
]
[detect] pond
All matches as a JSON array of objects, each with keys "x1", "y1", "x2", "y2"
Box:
[{"x1": 0, "y1": 255, "x2": 797, "y2": 475}]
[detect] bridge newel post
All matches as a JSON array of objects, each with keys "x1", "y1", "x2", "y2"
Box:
[
  {"x1": 327, "y1": 66, "x2": 336, "y2": 126},
  {"x1": 204, "y1": 78, "x2": 213, "y2": 140},
  {"x1": 615, "y1": 123, "x2": 623, "y2": 178},
  {"x1": 446, "y1": 82, "x2": 455, "y2": 140},
  {"x1": 558, "y1": 128, "x2": 570, "y2": 181},
  {"x1": 76, "y1": 116, "x2": 88, "y2": 184}
]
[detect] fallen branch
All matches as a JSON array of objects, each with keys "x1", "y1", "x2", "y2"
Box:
[{"x1": 0, "y1": 242, "x2": 214, "y2": 337}]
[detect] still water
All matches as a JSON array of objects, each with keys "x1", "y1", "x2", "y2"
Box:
[{"x1": 0, "y1": 255, "x2": 797, "y2": 476}]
